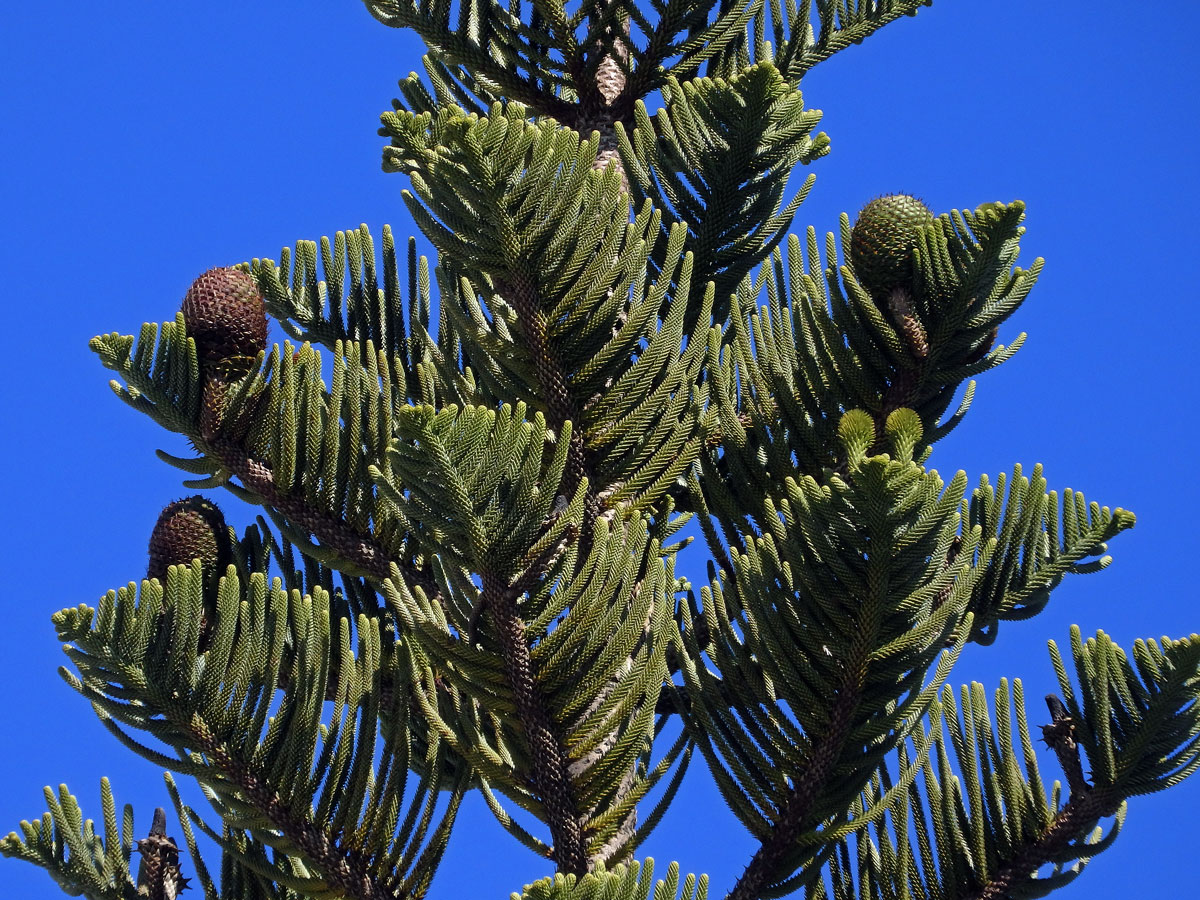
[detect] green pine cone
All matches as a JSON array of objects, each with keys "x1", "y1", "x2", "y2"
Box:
[
  {"x1": 849, "y1": 194, "x2": 935, "y2": 299},
  {"x1": 180, "y1": 266, "x2": 268, "y2": 364},
  {"x1": 146, "y1": 495, "x2": 231, "y2": 583}
]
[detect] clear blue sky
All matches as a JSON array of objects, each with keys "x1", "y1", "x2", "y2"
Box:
[{"x1": 2, "y1": 2, "x2": 1197, "y2": 897}]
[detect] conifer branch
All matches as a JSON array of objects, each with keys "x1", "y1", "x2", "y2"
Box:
[
  {"x1": 726, "y1": 674, "x2": 862, "y2": 900},
  {"x1": 362, "y1": 1, "x2": 575, "y2": 118},
  {"x1": 208, "y1": 437, "x2": 439, "y2": 602},
  {"x1": 56, "y1": 6, "x2": 1188, "y2": 900},
  {"x1": 965, "y1": 788, "x2": 1118, "y2": 900},
  {"x1": 483, "y1": 571, "x2": 589, "y2": 875},
  {"x1": 1043, "y1": 693, "x2": 1090, "y2": 799},
  {"x1": 186, "y1": 713, "x2": 396, "y2": 900},
  {"x1": 959, "y1": 689, "x2": 1120, "y2": 900},
  {"x1": 497, "y1": 246, "x2": 651, "y2": 866},
  {"x1": 495, "y1": 271, "x2": 608, "y2": 554},
  {"x1": 779, "y1": 0, "x2": 934, "y2": 81}
]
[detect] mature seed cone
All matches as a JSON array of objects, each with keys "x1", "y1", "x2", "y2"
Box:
[
  {"x1": 136, "y1": 808, "x2": 190, "y2": 900},
  {"x1": 849, "y1": 194, "x2": 935, "y2": 300},
  {"x1": 180, "y1": 266, "x2": 267, "y2": 365},
  {"x1": 147, "y1": 495, "x2": 232, "y2": 583}
]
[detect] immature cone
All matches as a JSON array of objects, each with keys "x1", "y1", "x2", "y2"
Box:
[
  {"x1": 851, "y1": 194, "x2": 936, "y2": 359},
  {"x1": 180, "y1": 266, "x2": 267, "y2": 366},
  {"x1": 885, "y1": 288, "x2": 929, "y2": 359},
  {"x1": 147, "y1": 495, "x2": 231, "y2": 584},
  {"x1": 849, "y1": 194, "x2": 935, "y2": 300},
  {"x1": 199, "y1": 373, "x2": 257, "y2": 442}
]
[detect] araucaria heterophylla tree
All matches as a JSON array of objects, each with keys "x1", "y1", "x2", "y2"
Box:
[{"x1": 5, "y1": 2, "x2": 1199, "y2": 899}]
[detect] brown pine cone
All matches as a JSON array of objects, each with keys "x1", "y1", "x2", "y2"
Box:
[
  {"x1": 147, "y1": 495, "x2": 231, "y2": 585},
  {"x1": 181, "y1": 267, "x2": 267, "y2": 365}
]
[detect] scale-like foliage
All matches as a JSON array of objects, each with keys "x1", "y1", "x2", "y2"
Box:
[
  {"x1": 92, "y1": 316, "x2": 203, "y2": 435},
  {"x1": 801, "y1": 628, "x2": 1200, "y2": 900},
  {"x1": 365, "y1": 0, "x2": 762, "y2": 116},
  {"x1": 677, "y1": 413, "x2": 975, "y2": 863},
  {"x1": 1, "y1": 781, "x2": 137, "y2": 900},
  {"x1": 255, "y1": 225, "x2": 418, "y2": 396},
  {"x1": 15, "y1": 3, "x2": 1191, "y2": 899},
  {"x1": 1050, "y1": 629, "x2": 1200, "y2": 799},
  {"x1": 375, "y1": 402, "x2": 573, "y2": 576},
  {"x1": 700, "y1": 202, "x2": 1036, "y2": 493},
  {"x1": 619, "y1": 61, "x2": 828, "y2": 324},
  {"x1": 253, "y1": 223, "x2": 468, "y2": 422},
  {"x1": 517, "y1": 859, "x2": 707, "y2": 900},
  {"x1": 701, "y1": 0, "x2": 934, "y2": 83},
  {"x1": 1, "y1": 776, "x2": 408, "y2": 900},
  {"x1": 382, "y1": 472, "x2": 684, "y2": 857},
  {"x1": 93, "y1": 314, "x2": 426, "y2": 583},
  {"x1": 366, "y1": 0, "x2": 935, "y2": 116},
  {"x1": 87, "y1": 223, "x2": 700, "y2": 871},
  {"x1": 48, "y1": 560, "x2": 467, "y2": 897},
  {"x1": 699, "y1": 449, "x2": 1135, "y2": 651},
  {"x1": 962, "y1": 467, "x2": 1134, "y2": 645},
  {"x1": 380, "y1": 101, "x2": 717, "y2": 514},
  {"x1": 674, "y1": 407, "x2": 1139, "y2": 894},
  {"x1": 365, "y1": 0, "x2": 578, "y2": 113}
]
